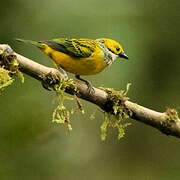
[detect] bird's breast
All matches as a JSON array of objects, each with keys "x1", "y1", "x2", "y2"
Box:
[{"x1": 42, "y1": 46, "x2": 109, "y2": 75}]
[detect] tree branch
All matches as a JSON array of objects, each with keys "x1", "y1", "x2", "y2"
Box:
[{"x1": 0, "y1": 44, "x2": 180, "y2": 138}]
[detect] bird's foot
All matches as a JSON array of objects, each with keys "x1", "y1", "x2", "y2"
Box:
[
  {"x1": 75, "y1": 75, "x2": 95, "y2": 94},
  {"x1": 86, "y1": 81, "x2": 95, "y2": 95}
]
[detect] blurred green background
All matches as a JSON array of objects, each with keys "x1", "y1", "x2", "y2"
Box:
[{"x1": 0, "y1": 0, "x2": 180, "y2": 179}]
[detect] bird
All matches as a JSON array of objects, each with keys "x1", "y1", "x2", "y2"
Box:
[{"x1": 17, "y1": 37, "x2": 128, "y2": 93}]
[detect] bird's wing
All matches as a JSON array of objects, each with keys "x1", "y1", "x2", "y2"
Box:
[{"x1": 42, "y1": 38, "x2": 97, "y2": 58}]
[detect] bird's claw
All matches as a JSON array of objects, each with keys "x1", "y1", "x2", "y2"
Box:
[
  {"x1": 86, "y1": 81, "x2": 95, "y2": 95},
  {"x1": 75, "y1": 75, "x2": 95, "y2": 95}
]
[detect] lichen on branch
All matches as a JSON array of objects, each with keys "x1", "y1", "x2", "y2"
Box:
[
  {"x1": 0, "y1": 45, "x2": 24, "y2": 91},
  {"x1": 0, "y1": 67, "x2": 14, "y2": 91},
  {"x1": 100, "y1": 83, "x2": 132, "y2": 140},
  {"x1": 52, "y1": 78, "x2": 75, "y2": 131}
]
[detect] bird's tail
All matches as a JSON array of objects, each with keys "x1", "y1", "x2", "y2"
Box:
[{"x1": 16, "y1": 38, "x2": 45, "y2": 49}]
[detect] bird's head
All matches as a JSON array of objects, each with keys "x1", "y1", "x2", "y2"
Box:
[{"x1": 97, "y1": 38, "x2": 128, "y2": 60}]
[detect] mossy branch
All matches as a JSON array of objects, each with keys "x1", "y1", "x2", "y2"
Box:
[{"x1": 0, "y1": 44, "x2": 180, "y2": 139}]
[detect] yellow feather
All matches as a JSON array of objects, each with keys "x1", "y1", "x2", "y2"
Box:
[{"x1": 42, "y1": 44, "x2": 107, "y2": 75}]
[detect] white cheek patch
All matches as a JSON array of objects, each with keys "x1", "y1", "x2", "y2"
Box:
[
  {"x1": 109, "y1": 51, "x2": 118, "y2": 62},
  {"x1": 98, "y1": 42, "x2": 118, "y2": 65},
  {"x1": 105, "y1": 52, "x2": 118, "y2": 66}
]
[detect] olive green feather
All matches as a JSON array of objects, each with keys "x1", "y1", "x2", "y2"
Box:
[
  {"x1": 16, "y1": 38, "x2": 97, "y2": 58},
  {"x1": 43, "y1": 38, "x2": 97, "y2": 58}
]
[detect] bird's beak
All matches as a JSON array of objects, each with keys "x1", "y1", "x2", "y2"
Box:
[{"x1": 119, "y1": 52, "x2": 129, "y2": 59}]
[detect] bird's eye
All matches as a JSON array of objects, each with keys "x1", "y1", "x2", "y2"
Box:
[{"x1": 116, "y1": 47, "x2": 120, "y2": 51}]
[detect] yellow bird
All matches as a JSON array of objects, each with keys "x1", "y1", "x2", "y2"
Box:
[{"x1": 17, "y1": 38, "x2": 128, "y2": 92}]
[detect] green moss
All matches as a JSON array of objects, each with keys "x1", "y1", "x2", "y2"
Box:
[
  {"x1": 0, "y1": 67, "x2": 14, "y2": 91},
  {"x1": 50, "y1": 77, "x2": 84, "y2": 130},
  {"x1": 100, "y1": 83, "x2": 132, "y2": 140},
  {"x1": 52, "y1": 78, "x2": 75, "y2": 131},
  {"x1": 0, "y1": 47, "x2": 24, "y2": 91},
  {"x1": 40, "y1": 67, "x2": 87, "y2": 131}
]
